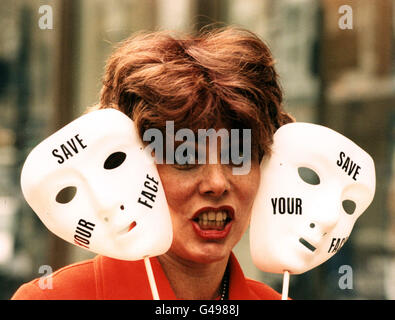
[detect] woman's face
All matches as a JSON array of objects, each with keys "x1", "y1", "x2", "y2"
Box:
[{"x1": 156, "y1": 135, "x2": 261, "y2": 265}]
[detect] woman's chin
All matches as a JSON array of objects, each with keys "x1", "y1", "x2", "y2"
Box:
[
  {"x1": 188, "y1": 243, "x2": 232, "y2": 264},
  {"x1": 167, "y1": 241, "x2": 230, "y2": 265}
]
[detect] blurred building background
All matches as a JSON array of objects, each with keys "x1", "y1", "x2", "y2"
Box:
[{"x1": 0, "y1": 0, "x2": 394, "y2": 299}]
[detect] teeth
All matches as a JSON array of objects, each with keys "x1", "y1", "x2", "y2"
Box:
[{"x1": 197, "y1": 210, "x2": 229, "y2": 222}]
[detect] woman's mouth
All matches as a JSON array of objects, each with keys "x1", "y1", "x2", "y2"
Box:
[
  {"x1": 193, "y1": 210, "x2": 230, "y2": 230},
  {"x1": 191, "y1": 206, "x2": 234, "y2": 239}
]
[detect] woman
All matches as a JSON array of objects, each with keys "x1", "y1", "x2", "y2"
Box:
[{"x1": 12, "y1": 26, "x2": 293, "y2": 300}]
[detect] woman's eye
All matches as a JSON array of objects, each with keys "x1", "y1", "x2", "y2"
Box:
[
  {"x1": 230, "y1": 150, "x2": 244, "y2": 167},
  {"x1": 229, "y1": 145, "x2": 250, "y2": 167},
  {"x1": 173, "y1": 160, "x2": 197, "y2": 170},
  {"x1": 185, "y1": 152, "x2": 195, "y2": 164},
  {"x1": 173, "y1": 163, "x2": 197, "y2": 170},
  {"x1": 174, "y1": 149, "x2": 196, "y2": 166},
  {"x1": 173, "y1": 152, "x2": 197, "y2": 170}
]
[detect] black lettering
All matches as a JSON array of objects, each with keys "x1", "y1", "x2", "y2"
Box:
[
  {"x1": 144, "y1": 181, "x2": 158, "y2": 193},
  {"x1": 75, "y1": 134, "x2": 87, "y2": 149},
  {"x1": 353, "y1": 166, "x2": 361, "y2": 181},
  {"x1": 271, "y1": 198, "x2": 277, "y2": 215},
  {"x1": 337, "y1": 151, "x2": 345, "y2": 166},
  {"x1": 146, "y1": 174, "x2": 159, "y2": 185},
  {"x1": 338, "y1": 152, "x2": 362, "y2": 181},
  {"x1": 78, "y1": 219, "x2": 95, "y2": 231},
  {"x1": 137, "y1": 174, "x2": 159, "y2": 209},
  {"x1": 271, "y1": 197, "x2": 302, "y2": 215},
  {"x1": 287, "y1": 198, "x2": 294, "y2": 214},
  {"x1": 341, "y1": 157, "x2": 350, "y2": 171},
  {"x1": 138, "y1": 197, "x2": 153, "y2": 209},
  {"x1": 74, "y1": 234, "x2": 89, "y2": 245},
  {"x1": 141, "y1": 190, "x2": 156, "y2": 202},
  {"x1": 328, "y1": 237, "x2": 348, "y2": 253},
  {"x1": 348, "y1": 161, "x2": 356, "y2": 176},
  {"x1": 75, "y1": 226, "x2": 91, "y2": 238},
  {"x1": 54, "y1": 135, "x2": 88, "y2": 165},
  {"x1": 67, "y1": 139, "x2": 79, "y2": 154},
  {"x1": 52, "y1": 148, "x2": 64, "y2": 164},
  {"x1": 60, "y1": 144, "x2": 73, "y2": 160},
  {"x1": 296, "y1": 198, "x2": 302, "y2": 215},
  {"x1": 332, "y1": 238, "x2": 341, "y2": 252},
  {"x1": 73, "y1": 219, "x2": 95, "y2": 249},
  {"x1": 278, "y1": 198, "x2": 285, "y2": 214},
  {"x1": 328, "y1": 238, "x2": 337, "y2": 253}
]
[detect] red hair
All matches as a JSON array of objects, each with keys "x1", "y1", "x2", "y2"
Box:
[{"x1": 99, "y1": 26, "x2": 294, "y2": 159}]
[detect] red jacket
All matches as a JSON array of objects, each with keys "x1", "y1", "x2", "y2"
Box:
[{"x1": 11, "y1": 252, "x2": 281, "y2": 300}]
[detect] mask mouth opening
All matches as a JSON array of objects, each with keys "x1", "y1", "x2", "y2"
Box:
[
  {"x1": 128, "y1": 221, "x2": 137, "y2": 232},
  {"x1": 117, "y1": 221, "x2": 137, "y2": 235},
  {"x1": 299, "y1": 237, "x2": 316, "y2": 252}
]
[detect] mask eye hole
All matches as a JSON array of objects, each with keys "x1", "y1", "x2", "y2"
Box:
[
  {"x1": 56, "y1": 186, "x2": 77, "y2": 204},
  {"x1": 298, "y1": 167, "x2": 320, "y2": 185},
  {"x1": 104, "y1": 152, "x2": 126, "y2": 170},
  {"x1": 342, "y1": 200, "x2": 356, "y2": 215}
]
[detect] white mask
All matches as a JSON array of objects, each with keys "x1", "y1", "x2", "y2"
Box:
[
  {"x1": 21, "y1": 108, "x2": 173, "y2": 261},
  {"x1": 250, "y1": 122, "x2": 376, "y2": 274}
]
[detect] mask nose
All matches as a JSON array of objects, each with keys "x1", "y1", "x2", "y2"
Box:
[
  {"x1": 82, "y1": 174, "x2": 124, "y2": 223},
  {"x1": 309, "y1": 197, "x2": 341, "y2": 236}
]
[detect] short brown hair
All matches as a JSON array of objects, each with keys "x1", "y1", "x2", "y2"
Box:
[{"x1": 99, "y1": 26, "x2": 294, "y2": 159}]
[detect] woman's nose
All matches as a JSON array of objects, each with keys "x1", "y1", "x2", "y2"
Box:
[{"x1": 198, "y1": 164, "x2": 231, "y2": 198}]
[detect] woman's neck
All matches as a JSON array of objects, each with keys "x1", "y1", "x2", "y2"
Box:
[{"x1": 157, "y1": 253, "x2": 229, "y2": 300}]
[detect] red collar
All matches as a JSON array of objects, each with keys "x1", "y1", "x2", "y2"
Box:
[{"x1": 94, "y1": 252, "x2": 258, "y2": 300}]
